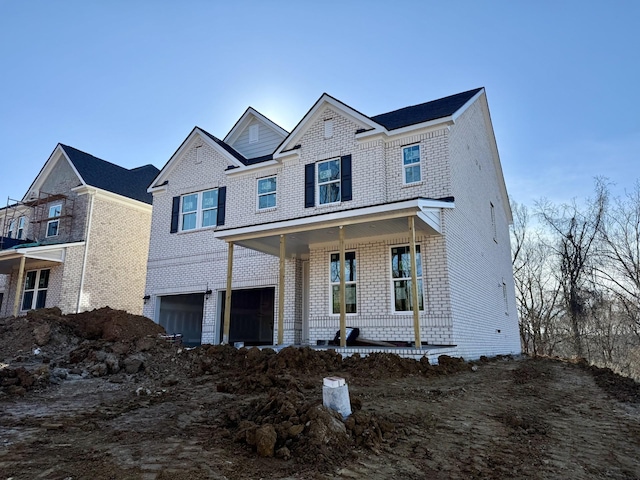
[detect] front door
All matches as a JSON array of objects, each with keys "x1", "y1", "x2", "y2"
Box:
[{"x1": 219, "y1": 287, "x2": 274, "y2": 346}]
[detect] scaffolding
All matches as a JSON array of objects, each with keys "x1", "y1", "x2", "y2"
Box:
[{"x1": 0, "y1": 191, "x2": 75, "y2": 250}]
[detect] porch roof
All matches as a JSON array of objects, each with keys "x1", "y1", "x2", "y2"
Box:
[
  {"x1": 214, "y1": 198, "x2": 454, "y2": 257},
  {"x1": 0, "y1": 242, "x2": 84, "y2": 274}
]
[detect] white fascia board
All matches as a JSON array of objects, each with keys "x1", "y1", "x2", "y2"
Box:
[
  {"x1": 275, "y1": 94, "x2": 381, "y2": 155},
  {"x1": 451, "y1": 88, "x2": 485, "y2": 123},
  {"x1": 225, "y1": 160, "x2": 280, "y2": 177},
  {"x1": 23, "y1": 145, "x2": 86, "y2": 202},
  {"x1": 272, "y1": 149, "x2": 301, "y2": 162},
  {"x1": 356, "y1": 117, "x2": 454, "y2": 143},
  {"x1": 418, "y1": 198, "x2": 455, "y2": 210},
  {"x1": 72, "y1": 185, "x2": 152, "y2": 213},
  {"x1": 215, "y1": 198, "x2": 455, "y2": 241}
]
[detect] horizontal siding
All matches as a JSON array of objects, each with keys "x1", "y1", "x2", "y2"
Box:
[{"x1": 231, "y1": 120, "x2": 285, "y2": 158}]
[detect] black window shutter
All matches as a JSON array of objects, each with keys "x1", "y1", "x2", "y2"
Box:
[
  {"x1": 341, "y1": 155, "x2": 352, "y2": 202},
  {"x1": 170, "y1": 196, "x2": 180, "y2": 233},
  {"x1": 217, "y1": 186, "x2": 227, "y2": 226},
  {"x1": 304, "y1": 164, "x2": 315, "y2": 208}
]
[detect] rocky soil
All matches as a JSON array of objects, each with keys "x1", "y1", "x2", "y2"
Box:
[{"x1": 1, "y1": 308, "x2": 639, "y2": 479}]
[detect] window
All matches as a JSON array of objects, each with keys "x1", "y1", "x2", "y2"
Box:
[
  {"x1": 391, "y1": 245, "x2": 424, "y2": 312},
  {"x1": 330, "y1": 251, "x2": 356, "y2": 314},
  {"x1": 317, "y1": 158, "x2": 341, "y2": 205},
  {"x1": 180, "y1": 189, "x2": 218, "y2": 231},
  {"x1": 257, "y1": 176, "x2": 277, "y2": 210},
  {"x1": 249, "y1": 124, "x2": 259, "y2": 143},
  {"x1": 403, "y1": 145, "x2": 421, "y2": 184},
  {"x1": 46, "y1": 205, "x2": 61, "y2": 237},
  {"x1": 8, "y1": 219, "x2": 15, "y2": 238},
  {"x1": 21, "y1": 269, "x2": 50, "y2": 311},
  {"x1": 17, "y1": 217, "x2": 25, "y2": 239}
]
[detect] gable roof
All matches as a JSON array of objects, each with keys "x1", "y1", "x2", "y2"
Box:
[
  {"x1": 370, "y1": 88, "x2": 483, "y2": 130},
  {"x1": 223, "y1": 107, "x2": 288, "y2": 144},
  {"x1": 59, "y1": 145, "x2": 159, "y2": 204}
]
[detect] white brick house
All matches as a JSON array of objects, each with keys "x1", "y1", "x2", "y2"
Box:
[
  {"x1": 143, "y1": 89, "x2": 521, "y2": 359},
  {"x1": 0, "y1": 144, "x2": 159, "y2": 317}
]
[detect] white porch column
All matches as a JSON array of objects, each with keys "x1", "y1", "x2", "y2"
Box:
[
  {"x1": 409, "y1": 216, "x2": 421, "y2": 347},
  {"x1": 278, "y1": 234, "x2": 285, "y2": 345},
  {"x1": 339, "y1": 226, "x2": 346, "y2": 347},
  {"x1": 12, "y1": 255, "x2": 26, "y2": 317},
  {"x1": 222, "y1": 241, "x2": 234, "y2": 344}
]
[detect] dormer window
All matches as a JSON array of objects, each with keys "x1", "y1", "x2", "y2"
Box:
[
  {"x1": 46, "y1": 205, "x2": 62, "y2": 237},
  {"x1": 249, "y1": 124, "x2": 259, "y2": 143}
]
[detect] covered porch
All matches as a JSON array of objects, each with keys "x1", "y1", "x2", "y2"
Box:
[
  {"x1": 215, "y1": 198, "x2": 455, "y2": 348},
  {"x1": 0, "y1": 242, "x2": 82, "y2": 316}
]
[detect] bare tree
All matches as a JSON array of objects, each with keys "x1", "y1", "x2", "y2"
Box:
[{"x1": 536, "y1": 181, "x2": 607, "y2": 358}]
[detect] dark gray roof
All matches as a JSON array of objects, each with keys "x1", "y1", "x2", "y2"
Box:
[
  {"x1": 370, "y1": 88, "x2": 483, "y2": 130},
  {"x1": 60, "y1": 145, "x2": 159, "y2": 204},
  {"x1": 198, "y1": 127, "x2": 272, "y2": 166}
]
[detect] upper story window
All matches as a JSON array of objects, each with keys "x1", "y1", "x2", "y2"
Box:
[
  {"x1": 7, "y1": 219, "x2": 15, "y2": 238},
  {"x1": 317, "y1": 158, "x2": 341, "y2": 205},
  {"x1": 181, "y1": 189, "x2": 218, "y2": 231},
  {"x1": 170, "y1": 187, "x2": 226, "y2": 234},
  {"x1": 403, "y1": 145, "x2": 421, "y2": 184},
  {"x1": 249, "y1": 124, "x2": 259, "y2": 143},
  {"x1": 257, "y1": 176, "x2": 277, "y2": 210},
  {"x1": 17, "y1": 217, "x2": 25, "y2": 239},
  {"x1": 391, "y1": 245, "x2": 424, "y2": 312},
  {"x1": 46, "y1": 205, "x2": 62, "y2": 237},
  {"x1": 330, "y1": 251, "x2": 357, "y2": 314}
]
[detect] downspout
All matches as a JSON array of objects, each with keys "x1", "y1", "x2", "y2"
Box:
[{"x1": 76, "y1": 190, "x2": 95, "y2": 313}]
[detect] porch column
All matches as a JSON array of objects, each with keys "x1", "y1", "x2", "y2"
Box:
[
  {"x1": 278, "y1": 234, "x2": 285, "y2": 345},
  {"x1": 408, "y1": 216, "x2": 421, "y2": 347},
  {"x1": 12, "y1": 255, "x2": 26, "y2": 317},
  {"x1": 222, "y1": 241, "x2": 234, "y2": 344},
  {"x1": 339, "y1": 226, "x2": 346, "y2": 347}
]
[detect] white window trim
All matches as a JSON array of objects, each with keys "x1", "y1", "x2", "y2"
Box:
[
  {"x1": 402, "y1": 144, "x2": 422, "y2": 185},
  {"x1": 8, "y1": 219, "x2": 15, "y2": 238},
  {"x1": 179, "y1": 189, "x2": 218, "y2": 232},
  {"x1": 21, "y1": 268, "x2": 50, "y2": 312},
  {"x1": 390, "y1": 244, "x2": 424, "y2": 313},
  {"x1": 17, "y1": 216, "x2": 25, "y2": 239},
  {"x1": 46, "y1": 204, "x2": 62, "y2": 238},
  {"x1": 256, "y1": 176, "x2": 277, "y2": 211},
  {"x1": 329, "y1": 251, "x2": 357, "y2": 315},
  {"x1": 317, "y1": 158, "x2": 341, "y2": 206}
]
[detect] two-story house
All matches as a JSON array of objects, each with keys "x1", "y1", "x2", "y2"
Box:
[
  {"x1": 0, "y1": 144, "x2": 159, "y2": 317},
  {"x1": 144, "y1": 88, "x2": 521, "y2": 360}
]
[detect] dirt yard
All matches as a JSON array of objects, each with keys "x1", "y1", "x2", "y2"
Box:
[{"x1": 1, "y1": 308, "x2": 639, "y2": 479}]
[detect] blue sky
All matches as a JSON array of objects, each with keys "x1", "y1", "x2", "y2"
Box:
[{"x1": 1, "y1": 1, "x2": 638, "y2": 208}]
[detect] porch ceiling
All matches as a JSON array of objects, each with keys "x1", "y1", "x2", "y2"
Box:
[
  {"x1": 0, "y1": 244, "x2": 71, "y2": 274},
  {"x1": 215, "y1": 198, "x2": 454, "y2": 257}
]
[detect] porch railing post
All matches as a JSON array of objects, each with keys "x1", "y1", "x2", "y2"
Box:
[
  {"x1": 278, "y1": 234, "x2": 285, "y2": 345},
  {"x1": 222, "y1": 241, "x2": 234, "y2": 344},
  {"x1": 409, "y1": 216, "x2": 421, "y2": 347},
  {"x1": 13, "y1": 255, "x2": 26, "y2": 317},
  {"x1": 339, "y1": 226, "x2": 346, "y2": 347}
]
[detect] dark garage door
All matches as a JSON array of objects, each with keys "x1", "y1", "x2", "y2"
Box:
[{"x1": 158, "y1": 293, "x2": 204, "y2": 347}]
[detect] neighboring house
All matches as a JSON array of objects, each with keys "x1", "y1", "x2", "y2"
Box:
[
  {"x1": 0, "y1": 144, "x2": 159, "y2": 317},
  {"x1": 143, "y1": 88, "x2": 521, "y2": 360}
]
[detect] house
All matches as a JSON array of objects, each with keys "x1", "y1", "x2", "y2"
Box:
[
  {"x1": 0, "y1": 144, "x2": 159, "y2": 317},
  {"x1": 143, "y1": 88, "x2": 521, "y2": 360}
]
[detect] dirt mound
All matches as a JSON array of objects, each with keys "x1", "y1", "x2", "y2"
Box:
[
  {"x1": 587, "y1": 363, "x2": 640, "y2": 403},
  {"x1": 223, "y1": 385, "x2": 395, "y2": 469}
]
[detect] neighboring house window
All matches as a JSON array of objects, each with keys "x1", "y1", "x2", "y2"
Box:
[
  {"x1": 17, "y1": 217, "x2": 25, "y2": 239},
  {"x1": 249, "y1": 124, "x2": 259, "y2": 143},
  {"x1": 491, "y1": 202, "x2": 497, "y2": 242},
  {"x1": 46, "y1": 205, "x2": 62, "y2": 237},
  {"x1": 403, "y1": 145, "x2": 421, "y2": 184},
  {"x1": 21, "y1": 269, "x2": 50, "y2": 311},
  {"x1": 391, "y1": 245, "x2": 424, "y2": 312},
  {"x1": 330, "y1": 251, "x2": 357, "y2": 314},
  {"x1": 7, "y1": 219, "x2": 15, "y2": 238},
  {"x1": 317, "y1": 158, "x2": 341, "y2": 205},
  {"x1": 170, "y1": 187, "x2": 226, "y2": 233},
  {"x1": 257, "y1": 176, "x2": 277, "y2": 210},
  {"x1": 180, "y1": 189, "x2": 218, "y2": 231}
]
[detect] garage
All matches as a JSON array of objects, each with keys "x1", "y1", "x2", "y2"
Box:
[
  {"x1": 219, "y1": 287, "x2": 274, "y2": 346},
  {"x1": 158, "y1": 293, "x2": 204, "y2": 347}
]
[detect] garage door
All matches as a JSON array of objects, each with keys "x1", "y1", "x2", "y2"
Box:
[{"x1": 158, "y1": 293, "x2": 204, "y2": 347}]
